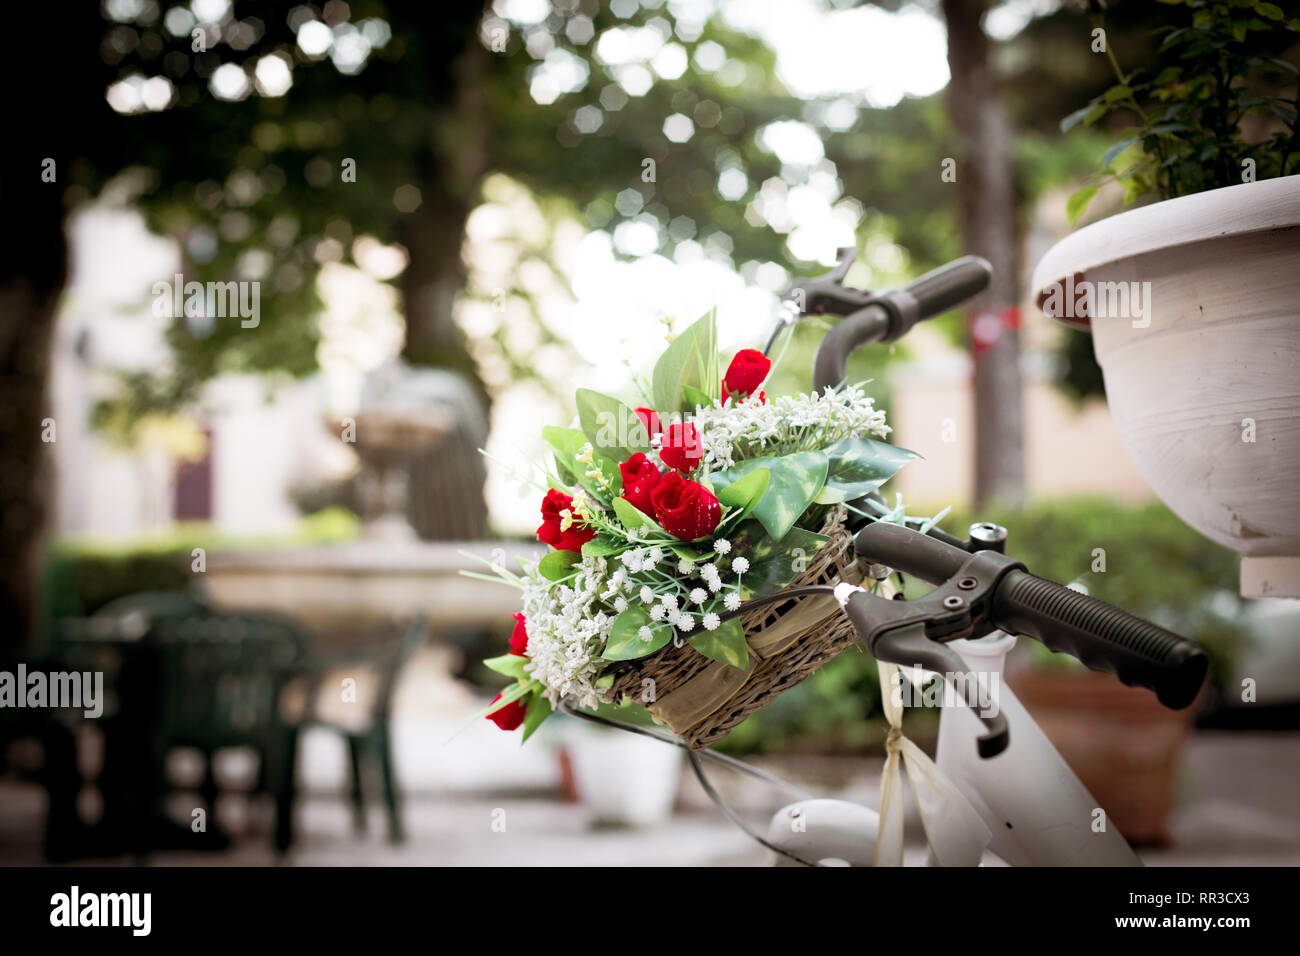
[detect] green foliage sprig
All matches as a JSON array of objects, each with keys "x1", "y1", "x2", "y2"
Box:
[{"x1": 1064, "y1": 0, "x2": 1300, "y2": 224}]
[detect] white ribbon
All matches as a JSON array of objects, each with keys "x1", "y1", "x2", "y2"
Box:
[{"x1": 871, "y1": 583, "x2": 991, "y2": 866}]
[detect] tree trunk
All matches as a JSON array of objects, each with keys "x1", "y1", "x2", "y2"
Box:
[
  {"x1": 395, "y1": 35, "x2": 493, "y2": 540},
  {"x1": 0, "y1": 177, "x2": 67, "y2": 650},
  {"x1": 943, "y1": 0, "x2": 1026, "y2": 508}
]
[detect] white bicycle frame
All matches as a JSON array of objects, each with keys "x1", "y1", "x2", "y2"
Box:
[{"x1": 764, "y1": 630, "x2": 1141, "y2": 866}]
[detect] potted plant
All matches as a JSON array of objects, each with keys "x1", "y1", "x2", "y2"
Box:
[{"x1": 1031, "y1": 0, "x2": 1300, "y2": 597}]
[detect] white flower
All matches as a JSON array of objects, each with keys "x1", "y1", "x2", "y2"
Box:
[
  {"x1": 637, "y1": 626, "x2": 655, "y2": 642},
  {"x1": 724, "y1": 592, "x2": 742, "y2": 611},
  {"x1": 702, "y1": 612, "x2": 721, "y2": 631},
  {"x1": 650, "y1": 603, "x2": 666, "y2": 621},
  {"x1": 661, "y1": 593, "x2": 679, "y2": 611},
  {"x1": 647, "y1": 547, "x2": 663, "y2": 563},
  {"x1": 676, "y1": 613, "x2": 694, "y2": 632},
  {"x1": 706, "y1": 576, "x2": 722, "y2": 593},
  {"x1": 639, "y1": 585, "x2": 654, "y2": 604},
  {"x1": 701, "y1": 562, "x2": 719, "y2": 581},
  {"x1": 614, "y1": 597, "x2": 628, "y2": 613},
  {"x1": 677, "y1": 557, "x2": 695, "y2": 575},
  {"x1": 694, "y1": 382, "x2": 890, "y2": 472},
  {"x1": 690, "y1": 587, "x2": 708, "y2": 605},
  {"x1": 714, "y1": 538, "x2": 732, "y2": 555},
  {"x1": 731, "y1": 557, "x2": 750, "y2": 574}
]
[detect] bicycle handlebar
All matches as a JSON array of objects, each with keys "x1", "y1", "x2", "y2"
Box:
[
  {"x1": 852, "y1": 521, "x2": 1209, "y2": 710},
  {"x1": 810, "y1": 255, "x2": 992, "y2": 392}
]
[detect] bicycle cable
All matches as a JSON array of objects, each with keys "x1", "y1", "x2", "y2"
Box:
[{"x1": 558, "y1": 701, "x2": 824, "y2": 866}]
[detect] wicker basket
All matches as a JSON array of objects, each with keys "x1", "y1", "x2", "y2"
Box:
[{"x1": 604, "y1": 507, "x2": 865, "y2": 749}]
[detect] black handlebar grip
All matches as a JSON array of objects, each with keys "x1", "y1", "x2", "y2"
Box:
[
  {"x1": 902, "y1": 255, "x2": 993, "y2": 320},
  {"x1": 853, "y1": 520, "x2": 969, "y2": 584},
  {"x1": 993, "y1": 570, "x2": 1208, "y2": 709}
]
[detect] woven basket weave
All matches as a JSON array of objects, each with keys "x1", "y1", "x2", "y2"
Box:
[{"x1": 604, "y1": 507, "x2": 864, "y2": 749}]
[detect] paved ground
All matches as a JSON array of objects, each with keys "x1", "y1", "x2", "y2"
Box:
[{"x1": 1, "y1": 725, "x2": 1297, "y2": 866}]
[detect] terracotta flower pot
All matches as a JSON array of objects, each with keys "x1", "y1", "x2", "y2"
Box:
[{"x1": 1011, "y1": 668, "x2": 1195, "y2": 846}]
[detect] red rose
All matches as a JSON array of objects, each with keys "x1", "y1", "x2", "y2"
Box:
[
  {"x1": 486, "y1": 692, "x2": 528, "y2": 731},
  {"x1": 650, "y1": 471, "x2": 722, "y2": 541},
  {"x1": 619, "y1": 452, "x2": 662, "y2": 515},
  {"x1": 721, "y1": 349, "x2": 771, "y2": 403},
  {"x1": 659, "y1": 422, "x2": 703, "y2": 474},
  {"x1": 537, "y1": 488, "x2": 595, "y2": 553},
  {"x1": 509, "y1": 613, "x2": 529, "y2": 656},
  {"x1": 634, "y1": 407, "x2": 662, "y2": 440}
]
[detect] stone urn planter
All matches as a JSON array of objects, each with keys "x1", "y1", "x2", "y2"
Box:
[{"x1": 1031, "y1": 175, "x2": 1300, "y2": 597}]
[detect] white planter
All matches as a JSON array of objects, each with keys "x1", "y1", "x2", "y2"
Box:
[
  {"x1": 563, "y1": 719, "x2": 683, "y2": 827},
  {"x1": 1031, "y1": 176, "x2": 1300, "y2": 597}
]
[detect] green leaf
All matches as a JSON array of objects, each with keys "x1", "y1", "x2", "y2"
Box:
[
  {"x1": 714, "y1": 451, "x2": 828, "y2": 542},
  {"x1": 581, "y1": 535, "x2": 625, "y2": 557},
  {"x1": 602, "y1": 605, "x2": 673, "y2": 660},
  {"x1": 683, "y1": 383, "x2": 714, "y2": 409},
  {"x1": 731, "y1": 524, "x2": 830, "y2": 600},
  {"x1": 539, "y1": 548, "x2": 579, "y2": 581},
  {"x1": 613, "y1": 495, "x2": 654, "y2": 532},
  {"x1": 542, "y1": 425, "x2": 622, "y2": 503},
  {"x1": 689, "y1": 618, "x2": 749, "y2": 670},
  {"x1": 652, "y1": 312, "x2": 717, "y2": 414},
  {"x1": 521, "y1": 691, "x2": 552, "y2": 743},
  {"x1": 1060, "y1": 103, "x2": 1096, "y2": 133},
  {"x1": 1253, "y1": 2, "x2": 1284, "y2": 21},
  {"x1": 822, "y1": 437, "x2": 919, "y2": 502},
  {"x1": 1102, "y1": 137, "x2": 1138, "y2": 171},
  {"x1": 712, "y1": 466, "x2": 770, "y2": 527},
  {"x1": 484, "y1": 654, "x2": 531, "y2": 679},
  {"x1": 1066, "y1": 185, "x2": 1099, "y2": 226},
  {"x1": 576, "y1": 388, "x2": 649, "y2": 460},
  {"x1": 1103, "y1": 85, "x2": 1132, "y2": 104}
]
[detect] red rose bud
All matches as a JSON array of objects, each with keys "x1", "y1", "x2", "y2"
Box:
[
  {"x1": 659, "y1": 422, "x2": 703, "y2": 474},
  {"x1": 619, "y1": 452, "x2": 662, "y2": 515},
  {"x1": 650, "y1": 471, "x2": 722, "y2": 541},
  {"x1": 537, "y1": 488, "x2": 595, "y2": 553},
  {"x1": 486, "y1": 692, "x2": 528, "y2": 731},
  {"x1": 509, "y1": 612, "x2": 529, "y2": 656},
  {"x1": 723, "y1": 349, "x2": 771, "y2": 398},
  {"x1": 634, "y1": 407, "x2": 662, "y2": 440}
]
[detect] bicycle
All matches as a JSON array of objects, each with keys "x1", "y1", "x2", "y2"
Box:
[{"x1": 564, "y1": 250, "x2": 1208, "y2": 866}]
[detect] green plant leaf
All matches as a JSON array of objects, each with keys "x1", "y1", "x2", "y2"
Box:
[
  {"x1": 822, "y1": 437, "x2": 920, "y2": 502},
  {"x1": 683, "y1": 383, "x2": 713, "y2": 409},
  {"x1": 711, "y1": 466, "x2": 770, "y2": 528},
  {"x1": 714, "y1": 451, "x2": 828, "y2": 542},
  {"x1": 729, "y1": 523, "x2": 830, "y2": 600},
  {"x1": 484, "y1": 654, "x2": 531, "y2": 679},
  {"x1": 602, "y1": 605, "x2": 673, "y2": 660},
  {"x1": 576, "y1": 388, "x2": 649, "y2": 459},
  {"x1": 689, "y1": 618, "x2": 749, "y2": 670},
  {"x1": 1066, "y1": 185, "x2": 1099, "y2": 226},
  {"x1": 612, "y1": 495, "x2": 655, "y2": 532},
  {"x1": 521, "y1": 690, "x2": 552, "y2": 743},
  {"x1": 581, "y1": 535, "x2": 625, "y2": 557},
  {"x1": 539, "y1": 548, "x2": 580, "y2": 581},
  {"x1": 542, "y1": 425, "x2": 622, "y2": 503},
  {"x1": 652, "y1": 312, "x2": 717, "y2": 414}
]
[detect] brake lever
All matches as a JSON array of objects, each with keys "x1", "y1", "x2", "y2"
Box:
[
  {"x1": 782, "y1": 246, "x2": 890, "y2": 318},
  {"x1": 832, "y1": 547, "x2": 1023, "y2": 759}
]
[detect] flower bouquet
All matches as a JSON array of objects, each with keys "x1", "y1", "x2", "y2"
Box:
[{"x1": 473, "y1": 312, "x2": 919, "y2": 748}]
